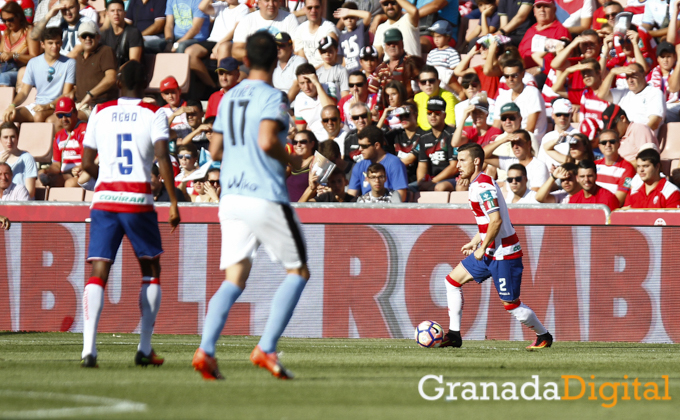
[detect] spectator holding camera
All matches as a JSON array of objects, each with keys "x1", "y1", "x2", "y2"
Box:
[
  {"x1": 569, "y1": 159, "x2": 620, "y2": 211},
  {"x1": 356, "y1": 162, "x2": 402, "y2": 203}
]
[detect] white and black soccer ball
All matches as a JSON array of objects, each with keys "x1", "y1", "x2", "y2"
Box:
[{"x1": 414, "y1": 320, "x2": 444, "y2": 348}]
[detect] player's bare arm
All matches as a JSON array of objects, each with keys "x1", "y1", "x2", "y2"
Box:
[
  {"x1": 259, "y1": 119, "x2": 303, "y2": 170},
  {"x1": 82, "y1": 147, "x2": 99, "y2": 180},
  {"x1": 154, "y1": 140, "x2": 181, "y2": 232},
  {"x1": 461, "y1": 232, "x2": 481, "y2": 256},
  {"x1": 475, "y1": 210, "x2": 502, "y2": 260}
]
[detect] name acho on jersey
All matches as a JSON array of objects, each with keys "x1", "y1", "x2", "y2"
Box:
[
  {"x1": 83, "y1": 98, "x2": 170, "y2": 213},
  {"x1": 468, "y1": 172, "x2": 522, "y2": 260}
]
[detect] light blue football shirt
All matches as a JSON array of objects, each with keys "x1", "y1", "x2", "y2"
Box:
[{"x1": 214, "y1": 79, "x2": 290, "y2": 204}]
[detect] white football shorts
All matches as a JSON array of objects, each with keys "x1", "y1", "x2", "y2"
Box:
[{"x1": 218, "y1": 195, "x2": 307, "y2": 270}]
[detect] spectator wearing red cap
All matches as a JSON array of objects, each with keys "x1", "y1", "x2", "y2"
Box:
[
  {"x1": 569, "y1": 159, "x2": 620, "y2": 211},
  {"x1": 159, "y1": 76, "x2": 191, "y2": 152},
  {"x1": 100, "y1": 0, "x2": 143, "y2": 68},
  {"x1": 600, "y1": 103, "x2": 658, "y2": 162},
  {"x1": 518, "y1": 0, "x2": 571, "y2": 74},
  {"x1": 72, "y1": 20, "x2": 117, "y2": 120},
  {"x1": 204, "y1": 57, "x2": 240, "y2": 119},
  {"x1": 0, "y1": 2, "x2": 39, "y2": 88},
  {"x1": 625, "y1": 148, "x2": 680, "y2": 208},
  {"x1": 37, "y1": 96, "x2": 87, "y2": 187}
]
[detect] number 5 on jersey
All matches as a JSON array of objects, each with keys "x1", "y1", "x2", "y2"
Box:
[{"x1": 117, "y1": 133, "x2": 133, "y2": 175}]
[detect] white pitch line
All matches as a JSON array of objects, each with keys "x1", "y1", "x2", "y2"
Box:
[{"x1": 0, "y1": 390, "x2": 146, "y2": 419}]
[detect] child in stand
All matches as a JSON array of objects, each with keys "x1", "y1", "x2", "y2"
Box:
[
  {"x1": 426, "y1": 20, "x2": 463, "y2": 98},
  {"x1": 333, "y1": 2, "x2": 371, "y2": 73},
  {"x1": 317, "y1": 36, "x2": 350, "y2": 99}
]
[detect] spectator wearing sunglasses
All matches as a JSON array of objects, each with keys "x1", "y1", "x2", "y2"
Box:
[
  {"x1": 343, "y1": 102, "x2": 373, "y2": 163},
  {"x1": 414, "y1": 97, "x2": 458, "y2": 192},
  {"x1": 286, "y1": 130, "x2": 317, "y2": 202},
  {"x1": 337, "y1": 70, "x2": 378, "y2": 130},
  {"x1": 454, "y1": 74, "x2": 495, "y2": 128},
  {"x1": 413, "y1": 65, "x2": 457, "y2": 131},
  {"x1": 592, "y1": 1, "x2": 622, "y2": 31},
  {"x1": 273, "y1": 32, "x2": 307, "y2": 104},
  {"x1": 174, "y1": 143, "x2": 199, "y2": 201},
  {"x1": 594, "y1": 128, "x2": 635, "y2": 207},
  {"x1": 3, "y1": 26, "x2": 75, "y2": 123},
  {"x1": 0, "y1": 0, "x2": 34, "y2": 32},
  {"x1": 37, "y1": 96, "x2": 86, "y2": 188},
  {"x1": 505, "y1": 163, "x2": 539, "y2": 203},
  {"x1": 319, "y1": 105, "x2": 349, "y2": 148},
  {"x1": 71, "y1": 20, "x2": 117, "y2": 120},
  {"x1": 493, "y1": 59, "x2": 547, "y2": 142},
  {"x1": 0, "y1": 2, "x2": 39, "y2": 89}
]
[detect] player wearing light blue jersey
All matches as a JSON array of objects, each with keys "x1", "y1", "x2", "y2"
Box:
[{"x1": 192, "y1": 32, "x2": 309, "y2": 381}]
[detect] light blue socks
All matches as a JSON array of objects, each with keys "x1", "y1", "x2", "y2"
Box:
[
  {"x1": 199, "y1": 281, "x2": 243, "y2": 356},
  {"x1": 257, "y1": 274, "x2": 307, "y2": 353}
]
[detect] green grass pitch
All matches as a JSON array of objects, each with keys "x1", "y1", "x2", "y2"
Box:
[{"x1": 0, "y1": 333, "x2": 678, "y2": 420}]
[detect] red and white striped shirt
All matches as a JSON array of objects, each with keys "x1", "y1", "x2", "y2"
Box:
[
  {"x1": 83, "y1": 98, "x2": 170, "y2": 213},
  {"x1": 595, "y1": 157, "x2": 635, "y2": 194},
  {"x1": 579, "y1": 88, "x2": 608, "y2": 128},
  {"x1": 468, "y1": 172, "x2": 523, "y2": 260},
  {"x1": 52, "y1": 121, "x2": 87, "y2": 172}
]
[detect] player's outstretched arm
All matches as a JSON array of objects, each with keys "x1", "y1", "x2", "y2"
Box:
[
  {"x1": 82, "y1": 147, "x2": 99, "y2": 180},
  {"x1": 259, "y1": 120, "x2": 302, "y2": 169},
  {"x1": 155, "y1": 141, "x2": 181, "y2": 232}
]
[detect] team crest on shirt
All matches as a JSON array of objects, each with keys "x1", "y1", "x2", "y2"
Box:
[
  {"x1": 654, "y1": 196, "x2": 659, "y2": 205},
  {"x1": 624, "y1": 177, "x2": 632, "y2": 188},
  {"x1": 480, "y1": 190, "x2": 498, "y2": 211}
]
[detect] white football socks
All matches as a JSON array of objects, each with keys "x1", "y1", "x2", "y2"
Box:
[
  {"x1": 509, "y1": 303, "x2": 548, "y2": 336},
  {"x1": 82, "y1": 280, "x2": 104, "y2": 358},
  {"x1": 138, "y1": 278, "x2": 161, "y2": 355},
  {"x1": 445, "y1": 280, "x2": 463, "y2": 332}
]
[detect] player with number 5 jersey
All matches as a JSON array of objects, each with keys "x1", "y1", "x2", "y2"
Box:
[
  {"x1": 192, "y1": 32, "x2": 310, "y2": 381},
  {"x1": 439, "y1": 142, "x2": 553, "y2": 351},
  {"x1": 79, "y1": 61, "x2": 180, "y2": 369}
]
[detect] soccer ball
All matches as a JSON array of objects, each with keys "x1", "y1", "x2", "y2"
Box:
[{"x1": 414, "y1": 320, "x2": 444, "y2": 348}]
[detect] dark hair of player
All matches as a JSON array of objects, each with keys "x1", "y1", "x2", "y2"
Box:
[
  {"x1": 358, "y1": 125, "x2": 385, "y2": 147},
  {"x1": 118, "y1": 60, "x2": 148, "y2": 92},
  {"x1": 458, "y1": 142, "x2": 484, "y2": 166},
  {"x1": 295, "y1": 63, "x2": 317, "y2": 77},
  {"x1": 578, "y1": 159, "x2": 597, "y2": 172},
  {"x1": 246, "y1": 32, "x2": 278, "y2": 71},
  {"x1": 42, "y1": 27, "x2": 63, "y2": 42},
  {"x1": 636, "y1": 148, "x2": 661, "y2": 167},
  {"x1": 367, "y1": 163, "x2": 386, "y2": 176},
  {"x1": 348, "y1": 70, "x2": 367, "y2": 83},
  {"x1": 508, "y1": 163, "x2": 527, "y2": 177}
]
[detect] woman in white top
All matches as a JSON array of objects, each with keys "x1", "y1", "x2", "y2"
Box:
[{"x1": 0, "y1": 121, "x2": 35, "y2": 198}]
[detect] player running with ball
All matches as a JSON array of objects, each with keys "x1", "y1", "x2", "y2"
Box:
[
  {"x1": 441, "y1": 142, "x2": 553, "y2": 350},
  {"x1": 192, "y1": 32, "x2": 309, "y2": 380}
]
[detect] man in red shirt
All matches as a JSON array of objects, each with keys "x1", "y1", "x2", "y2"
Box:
[
  {"x1": 595, "y1": 129, "x2": 635, "y2": 206},
  {"x1": 569, "y1": 159, "x2": 620, "y2": 211},
  {"x1": 624, "y1": 149, "x2": 680, "y2": 208},
  {"x1": 518, "y1": 0, "x2": 571, "y2": 73},
  {"x1": 204, "y1": 58, "x2": 240, "y2": 119},
  {"x1": 37, "y1": 97, "x2": 86, "y2": 188}
]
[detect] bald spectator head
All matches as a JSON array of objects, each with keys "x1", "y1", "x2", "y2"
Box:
[
  {"x1": 350, "y1": 102, "x2": 371, "y2": 131},
  {"x1": 321, "y1": 105, "x2": 342, "y2": 138}
]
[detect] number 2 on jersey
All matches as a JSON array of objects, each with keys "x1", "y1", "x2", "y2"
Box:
[
  {"x1": 228, "y1": 100, "x2": 249, "y2": 146},
  {"x1": 117, "y1": 133, "x2": 133, "y2": 175}
]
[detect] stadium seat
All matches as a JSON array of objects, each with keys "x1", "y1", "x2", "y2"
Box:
[
  {"x1": 83, "y1": 190, "x2": 94, "y2": 202},
  {"x1": 46, "y1": 187, "x2": 85, "y2": 202},
  {"x1": 417, "y1": 191, "x2": 451, "y2": 203},
  {"x1": 0, "y1": 86, "x2": 14, "y2": 111},
  {"x1": 449, "y1": 191, "x2": 470, "y2": 204},
  {"x1": 18, "y1": 122, "x2": 53, "y2": 162},
  {"x1": 659, "y1": 122, "x2": 680, "y2": 160},
  {"x1": 661, "y1": 159, "x2": 672, "y2": 177},
  {"x1": 146, "y1": 53, "x2": 190, "y2": 94}
]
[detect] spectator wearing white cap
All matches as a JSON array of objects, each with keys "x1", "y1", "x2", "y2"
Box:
[
  {"x1": 334, "y1": 2, "x2": 371, "y2": 73},
  {"x1": 292, "y1": 0, "x2": 338, "y2": 68},
  {"x1": 72, "y1": 20, "x2": 117, "y2": 119},
  {"x1": 273, "y1": 32, "x2": 307, "y2": 104},
  {"x1": 373, "y1": 0, "x2": 420, "y2": 59},
  {"x1": 425, "y1": 20, "x2": 460, "y2": 91},
  {"x1": 316, "y1": 36, "x2": 349, "y2": 99},
  {"x1": 537, "y1": 97, "x2": 577, "y2": 169}
]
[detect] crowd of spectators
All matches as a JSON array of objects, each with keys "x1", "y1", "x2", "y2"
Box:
[{"x1": 1, "y1": 0, "x2": 680, "y2": 209}]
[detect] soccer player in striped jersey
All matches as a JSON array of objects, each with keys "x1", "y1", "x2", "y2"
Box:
[
  {"x1": 79, "y1": 61, "x2": 181, "y2": 368},
  {"x1": 441, "y1": 142, "x2": 553, "y2": 350}
]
